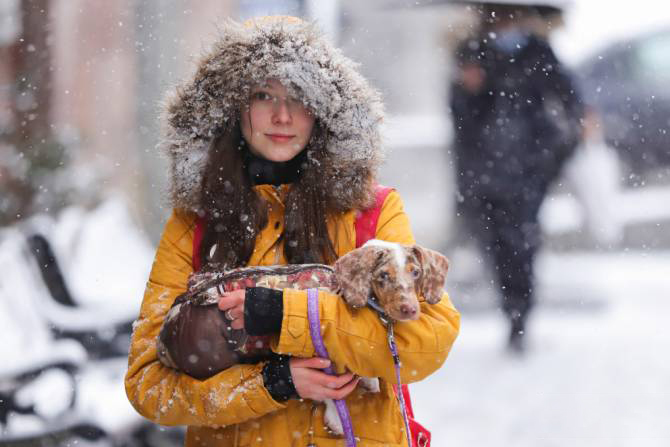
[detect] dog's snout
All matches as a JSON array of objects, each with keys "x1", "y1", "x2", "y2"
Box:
[{"x1": 399, "y1": 303, "x2": 417, "y2": 319}]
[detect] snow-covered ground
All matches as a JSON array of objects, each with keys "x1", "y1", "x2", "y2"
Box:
[
  {"x1": 0, "y1": 197, "x2": 162, "y2": 444},
  {"x1": 413, "y1": 249, "x2": 670, "y2": 447},
  {"x1": 376, "y1": 110, "x2": 670, "y2": 445}
]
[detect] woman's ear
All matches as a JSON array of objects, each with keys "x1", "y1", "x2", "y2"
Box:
[
  {"x1": 412, "y1": 246, "x2": 449, "y2": 304},
  {"x1": 334, "y1": 246, "x2": 380, "y2": 308}
]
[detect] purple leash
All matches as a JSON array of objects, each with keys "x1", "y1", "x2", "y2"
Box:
[{"x1": 306, "y1": 288, "x2": 357, "y2": 447}]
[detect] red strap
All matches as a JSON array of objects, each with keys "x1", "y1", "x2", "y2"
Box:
[
  {"x1": 355, "y1": 187, "x2": 420, "y2": 434},
  {"x1": 354, "y1": 185, "x2": 393, "y2": 248},
  {"x1": 401, "y1": 384, "x2": 415, "y2": 418}
]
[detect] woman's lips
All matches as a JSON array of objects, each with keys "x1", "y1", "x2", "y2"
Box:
[{"x1": 266, "y1": 134, "x2": 295, "y2": 143}]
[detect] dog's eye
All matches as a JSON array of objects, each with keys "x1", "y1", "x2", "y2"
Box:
[
  {"x1": 378, "y1": 271, "x2": 389, "y2": 282},
  {"x1": 411, "y1": 269, "x2": 421, "y2": 279}
]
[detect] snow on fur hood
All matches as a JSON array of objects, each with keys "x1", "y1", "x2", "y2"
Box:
[{"x1": 159, "y1": 16, "x2": 385, "y2": 213}]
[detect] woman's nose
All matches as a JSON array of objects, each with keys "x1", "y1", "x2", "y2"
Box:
[{"x1": 272, "y1": 99, "x2": 292, "y2": 124}]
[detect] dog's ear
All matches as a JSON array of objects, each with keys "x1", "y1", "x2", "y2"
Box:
[
  {"x1": 412, "y1": 246, "x2": 449, "y2": 304},
  {"x1": 334, "y1": 245, "x2": 381, "y2": 308}
]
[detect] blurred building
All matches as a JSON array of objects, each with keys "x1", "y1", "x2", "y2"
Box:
[
  {"x1": 0, "y1": 0, "x2": 466, "y2": 245},
  {"x1": 50, "y1": 0, "x2": 238, "y2": 238},
  {"x1": 1, "y1": 0, "x2": 238, "y2": 238}
]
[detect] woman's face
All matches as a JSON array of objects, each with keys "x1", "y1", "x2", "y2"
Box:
[{"x1": 240, "y1": 79, "x2": 315, "y2": 162}]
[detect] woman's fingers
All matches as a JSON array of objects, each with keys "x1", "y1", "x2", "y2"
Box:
[
  {"x1": 291, "y1": 357, "x2": 331, "y2": 369},
  {"x1": 314, "y1": 372, "x2": 359, "y2": 400},
  {"x1": 218, "y1": 289, "x2": 246, "y2": 329},
  {"x1": 229, "y1": 316, "x2": 244, "y2": 330},
  {"x1": 217, "y1": 289, "x2": 245, "y2": 311},
  {"x1": 322, "y1": 372, "x2": 355, "y2": 389},
  {"x1": 327, "y1": 375, "x2": 360, "y2": 400},
  {"x1": 289, "y1": 357, "x2": 360, "y2": 401}
]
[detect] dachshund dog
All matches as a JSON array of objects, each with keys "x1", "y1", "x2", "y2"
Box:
[
  {"x1": 321, "y1": 240, "x2": 449, "y2": 434},
  {"x1": 157, "y1": 241, "x2": 449, "y2": 435},
  {"x1": 335, "y1": 239, "x2": 449, "y2": 320}
]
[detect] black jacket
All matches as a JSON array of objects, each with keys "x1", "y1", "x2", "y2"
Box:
[{"x1": 450, "y1": 32, "x2": 584, "y2": 201}]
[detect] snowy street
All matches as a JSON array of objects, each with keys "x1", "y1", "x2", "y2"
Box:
[
  {"x1": 3, "y1": 0, "x2": 670, "y2": 445},
  {"x1": 3, "y1": 198, "x2": 667, "y2": 446},
  {"x1": 413, "y1": 250, "x2": 670, "y2": 447}
]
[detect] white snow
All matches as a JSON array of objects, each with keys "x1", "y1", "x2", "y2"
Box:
[
  {"x1": 539, "y1": 184, "x2": 670, "y2": 238},
  {"x1": 412, "y1": 249, "x2": 670, "y2": 447},
  {"x1": 0, "y1": 232, "x2": 88, "y2": 374},
  {"x1": 50, "y1": 196, "x2": 154, "y2": 310},
  {"x1": 382, "y1": 114, "x2": 452, "y2": 150},
  {"x1": 553, "y1": 0, "x2": 670, "y2": 64},
  {"x1": 0, "y1": 196, "x2": 157, "y2": 441}
]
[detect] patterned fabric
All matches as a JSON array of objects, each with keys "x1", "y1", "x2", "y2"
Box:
[
  {"x1": 189, "y1": 264, "x2": 337, "y2": 303},
  {"x1": 157, "y1": 264, "x2": 337, "y2": 376}
]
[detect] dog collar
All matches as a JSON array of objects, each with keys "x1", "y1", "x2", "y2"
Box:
[{"x1": 366, "y1": 296, "x2": 392, "y2": 325}]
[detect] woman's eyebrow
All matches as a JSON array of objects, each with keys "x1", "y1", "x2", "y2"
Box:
[
  {"x1": 250, "y1": 86, "x2": 275, "y2": 95},
  {"x1": 252, "y1": 81, "x2": 272, "y2": 90}
]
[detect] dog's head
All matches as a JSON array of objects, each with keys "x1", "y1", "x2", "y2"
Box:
[{"x1": 334, "y1": 240, "x2": 449, "y2": 321}]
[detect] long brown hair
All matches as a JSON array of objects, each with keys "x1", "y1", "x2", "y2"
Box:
[{"x1": 198, "y1": 120, "x2": 338, "y2": 270}]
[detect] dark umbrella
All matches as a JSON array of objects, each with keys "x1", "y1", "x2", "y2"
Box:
[{"x1": 386, "y1": 0, "x2": 572, "y2": 11}]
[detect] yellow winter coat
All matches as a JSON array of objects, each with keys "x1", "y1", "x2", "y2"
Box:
[{"x1": 125, "y1": 185, "x2": 460, "y2": 446}]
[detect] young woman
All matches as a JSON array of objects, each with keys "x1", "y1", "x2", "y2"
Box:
[{"x1": 125, "y1": 16, "x2": 460, "y2": 446}]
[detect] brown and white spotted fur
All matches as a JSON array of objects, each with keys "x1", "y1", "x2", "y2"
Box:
[
  {"x1": 335, "y1": 239, "x2": 449, "y2": 321},
  {"x1": 322, "y1": 240, "x2": 449, "y2": 435}
]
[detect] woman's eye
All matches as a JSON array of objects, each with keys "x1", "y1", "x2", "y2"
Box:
[
  {"x1": 287, "y1": 96, "x2": 301, "y2": 106},
  {"x1": 251, "y1": 91, "x2": 273, "y2": 101}
]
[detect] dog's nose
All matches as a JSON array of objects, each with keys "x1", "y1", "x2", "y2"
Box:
[{"x1": 399, "y1": 304, "x2": 417, "y2": 318}]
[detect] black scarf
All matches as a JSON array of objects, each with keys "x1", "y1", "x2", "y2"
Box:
[{"x1": 243, "y1": 148, "x2": 307, "y2": 186}]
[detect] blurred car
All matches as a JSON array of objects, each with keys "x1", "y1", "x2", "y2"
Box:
[{"x1": 577, "y1": 28, "x2": 670, "y2": 179}]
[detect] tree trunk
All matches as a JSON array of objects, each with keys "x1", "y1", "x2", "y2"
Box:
[
  {"x1": 0, "y1": 0, "x2": 61, "y2": 224},
  {"x1": 12, "y1": 0, "x2": 52, "y2": 146}
]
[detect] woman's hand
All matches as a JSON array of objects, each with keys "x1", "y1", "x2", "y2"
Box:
[
  {"x1": 460, "y1": 63, "x2": 485, "y2": 93},
  {"x1": 218, "y1": 289, "x2": 246, "y2": 330},
  {"x1": 290, "y1": 357, "x2": 360, "y2": 401}
]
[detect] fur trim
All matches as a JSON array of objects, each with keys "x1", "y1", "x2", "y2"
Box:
[{"x1": 159, "y1": 16, "x2": 384, "y2": 212}]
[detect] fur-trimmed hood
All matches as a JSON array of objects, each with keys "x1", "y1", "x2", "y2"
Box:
[{"x1": 159, "y1": 16, "x2": 384, "y2": 213}]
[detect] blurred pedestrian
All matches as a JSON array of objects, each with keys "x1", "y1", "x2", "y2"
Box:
[
  {"x1": 449, "y1": 3, "x2": 584, "y2": 352},
  {"x1": 125, "y1": 16, "x2": 460, "y2": 446}
]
